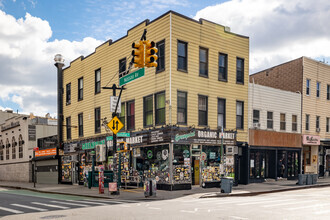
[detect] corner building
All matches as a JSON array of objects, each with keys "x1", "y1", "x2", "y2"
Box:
[{"x1": 61, "y1": 11, "x2": 249, "y2": 189}]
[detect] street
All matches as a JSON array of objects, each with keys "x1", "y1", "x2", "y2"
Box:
[{"x1": 1, "y1": 186, "x2": 330, "y2": 219}]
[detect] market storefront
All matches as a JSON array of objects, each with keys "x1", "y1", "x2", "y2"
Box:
[{"x1": 302, "y1": 135, "x2": 320, "y2": 175}]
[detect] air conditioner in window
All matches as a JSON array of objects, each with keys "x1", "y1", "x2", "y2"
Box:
[
  {"x1": 316, "y1": 128, "x2": 321, "y2": 132},
  {"x1": 226, "y1": 146, "x2": 238, "y2": 155},
  {"x1": 253, "y1": 123, "x2": 260, "y2": 129}
]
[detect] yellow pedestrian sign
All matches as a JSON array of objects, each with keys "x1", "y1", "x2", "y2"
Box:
[{"x1": 107, "y1": 116, "x2": 124, "y2": 134}]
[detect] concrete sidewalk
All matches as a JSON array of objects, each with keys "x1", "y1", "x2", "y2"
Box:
[{"x1": 1, "y1": 178, "x2": 330, "y2": 201}]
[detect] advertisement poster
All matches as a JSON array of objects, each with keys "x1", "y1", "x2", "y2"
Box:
[{"x1": 99, "y1": 165, "x2": 104, "y2": 194}]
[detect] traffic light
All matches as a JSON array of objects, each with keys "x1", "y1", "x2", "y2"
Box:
[
  {"x1": 145, "y1": 40, "x2": 158, "y2": 68},
  {"x1": 118, "y1": 141, "x2": 130, "y2": 152},
  {"x1": 132, "y1": 40, "x2": 144, "y2": 68}
]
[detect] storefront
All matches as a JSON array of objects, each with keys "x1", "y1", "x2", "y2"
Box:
[
  {"x1": 302, "y1": 135, "x2": 320, "y2": 175},
  {"x1": 34, "y1": 148, "x2": 59, "y2": 184},
  {"x1": 319, "y1": 139, "x2": 330, "y2": 177}
]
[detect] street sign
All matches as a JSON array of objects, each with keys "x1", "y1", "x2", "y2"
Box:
[
  {"x1": 119, "y1": 68, "x2": 145, "y2": 86},
  {"x1": 110, "y1": 96, "x2": 121, "y2": 113},
  {"x1": 106, "y1": 133, "x2": 130, "y2": 141},
  {"x1": 107, "y1": 116, "x2": 124, "y2": 134}
]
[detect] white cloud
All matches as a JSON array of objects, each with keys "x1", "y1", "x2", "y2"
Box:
[
  {"x1": 194, "y1": 0, "x2": 330, "y2": 73},
  {"x1": 0, "y1": 10, "x2": 102, "y2": 117}
]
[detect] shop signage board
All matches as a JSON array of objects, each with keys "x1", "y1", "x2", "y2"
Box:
[
  {"x1": 106, "y1": 133, "x2": 130, "y2": 140},
  {"x1": 108, "y1": 116, "x2": 124, "y2": 135},
  {"x1": 35, "y1": 148, "x2": 57, "y2": 157},
  {"x1": 303, "y1": 135, "x2": 320, "y2": 145},
  {"x1": 110, "y1": 96, "x2": 121, "y2": 113},
  {"x1": 82, "y1": 140, "x2": 105, "y2": 150},
  {"x1": 119, "y1": 68, "x2": 145, "y2": 86}
]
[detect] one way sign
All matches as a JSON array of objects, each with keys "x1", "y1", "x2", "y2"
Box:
[{"x1": 107, "y1": 116, "x2": 124, "y2": 135}]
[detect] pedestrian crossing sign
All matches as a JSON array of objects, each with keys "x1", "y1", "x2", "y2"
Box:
[{"x1": 107, "y1": 116, "x2": 123, "y2": 134}]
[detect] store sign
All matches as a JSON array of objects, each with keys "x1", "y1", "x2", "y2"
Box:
[
  {"x1": 175, "y1": 131, "x2": 196, "y2": 142},
  {"x1": 28, "y1": 125, "x2": 36, "y2": 141},
  {"x1": 82, "y1": 140, "x2": 105, "y2": 150},
  {"x1": 303, "y1": 135, "x2": 320, "y2": 145},
  {"x1": 35, "y1": 148, "x2": 57, "y2": 157}
]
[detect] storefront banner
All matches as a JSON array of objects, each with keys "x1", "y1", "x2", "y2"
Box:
[
  {"x1": 303, "y1": 135, "x2": 320, "y2": 145},
  {"x1": 35, "y1": 148, "x2": 57, "y2": 157},
  {"x1": 82, "y1": 140, "x2": 105, "y2": 150}
]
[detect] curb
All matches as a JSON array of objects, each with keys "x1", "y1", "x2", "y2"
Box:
[{"x1": 199, "y1": 183, "x2": 330, "y2": 198}]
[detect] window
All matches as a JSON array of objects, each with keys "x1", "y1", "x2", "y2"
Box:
[
  {"x1": 0, "y1": 141, "x2": 3, "y2": 161},
  {"x1": 218, "y1": 53, "x2": 227, "y2": 81},
  {"x1": 236, "y1": 101, "x2": 244, "y2": 129},
  {"x1": 316, "y1": 116, "x2": 320, "y2": 131},
  {"x1": 267, "y1": 111, "x2": 273, "y2": 129},
  {"x1": 78, "y1": 77, "x2": 83, "y2": 101},
  {"x1": 78, "y1": 113, "x2": 83, "y2": 137},
  {"x1": 280, "y1": 113, "x2": 286, "y2": 131},
  {"x1": 95, "y1": 107, "x2": 101, "y2": 133},
  {"x1": 119, "y1": 58, "x2": 126, "y2": 77},
  {"x1": 199, "y1": 47, "x2": 208, "y2": 77},
  {"x1": 317, "y1": 82, "x2": 320, "y2": 98},
  {"x1": 306, "y1": 114, "x2": 310, "y2": 131},
  {"x1": 95, "y1": 69, "x2": 101, "y2": 94},
  {"x1": 218, "y1": 98, "x2": 226, "y2": 128},
  {"x1": 156, "y1": 40, "x2": 165, "y2": 72},
  {"x1": 18, "y1": 135, "x2": 23, "y2": 159},
  {"x1": 144, "y1": 95, "x2": 153, "y2": 127},
  {"x1": 6, "y1": 139, "x2": 9, "y2": 160},
  {"x1": 253, "y1": 110, "x2": 260, "y2": 123},
  {"x1": 155, "y1": 92, "x2": 165, "y2": 125},
  {"x1": 12, "y1": 137, "x2": 16, "y2": 160},
  {"x1": 66, "y1": 83, "x2": 71, "y2": 105},
  {"x1": 127, "y1": 101, "x2": 135, "y2": 130},
  {"x1": 177, "y1": 41, "x2": 187, "y2": 71},
  {"x1": 292, "y1": 115, "x2": 297, "y2": 132},
  {"x1": 119, "y1": 103, "x2": 125, "y2": 131},
  {"x1": 306, "y1": 79, "x2": 310, "y2": 95},
  {"x1": 66, "y1": 117, "x2": 71, "y2": 140},
  {"x1": 198, "y1": 95, "x2": 208, "y2": 126},
  {"x1": 236, "y1": 58, "x2": 244, "y2": 84},
  {"x1": 327, "y1": 117, "x2": 330, "y2": 133},
  {"x1": 177, "y1": 91, "x2": 187, "y2": 124},
  {"x1": 327, "y1": 85, "x2": 330, "y2": 100}
]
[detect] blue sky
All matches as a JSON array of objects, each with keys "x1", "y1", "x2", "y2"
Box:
[{"x1": 0, "y1": 0, "x2": 330, "y2": 117}]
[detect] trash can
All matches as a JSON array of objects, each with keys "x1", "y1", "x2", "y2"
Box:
[
  {"x1": 312, "y1": 174, "x2": 318, "y2": 184},
  {"x1": 298, "y1": 174, "x2": 307, "y2": 185},
  {"x1": 221, "y1": 177, "x2": 233, "y2": 193},
  {"x1": 144, "y1": 179, "x2": 157, "y2": 197},
  {"x1": 306, "y1": 174, "x2": 313, "y2": 185}
]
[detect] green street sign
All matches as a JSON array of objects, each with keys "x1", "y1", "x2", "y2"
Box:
[
  {"x1": 106, "y1": 133, "x2": 130, "y2": 141},
  {"x1": 119, "y1": 68, "x2": 145, "y2": 86}
]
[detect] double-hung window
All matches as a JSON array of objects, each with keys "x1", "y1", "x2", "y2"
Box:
[
  {"x1": 78, "y1": 113, "x2": 83, "y2": 137},
  {"x1": 218, "y1": 53, "x2": 227, "y2": 81},
  {"x1": 316, "y1": 116, "x2": 320, "y2": 132},
  {"x1": 236, "y1": 58, "x2": 244, "y2": 84},
  {"x1": 144, "y1": 95, "x2": 153, "y2": 127},
  {"x1": 127, "y1": 101, "x2": 135, "y2": 130},
  {"x1": 326, "y1": 117, "x2": 330, "y2": 133},
  {"x1": 198, "y1": 95, "x2": 208, "y2": 126},
  {"x1": 199, "y1": 47, "x2": 208, "y2": 77},
  {"x1": 292, "y1": 115, "x2": 297, "y2": 132},
  {"x1": 78, "y1": 77, "x2": 83, "y2": 101},
  {"x1": 253, "y1": 110, "x2": 260, "y2": 123},
  {"x1": 95, "y1": 107, "x2": 101, "y2": 133},
  {"x1": 66, "y1": 117, "x2": 71, "y2": 140},
  {"x1": 218, "y1": 98, "x2": 226, "y2": 128},
  {"x1": 317, "y1": 82, "x2": 320, "y2": 98},
  {"x1": 236, "y1": 101, "x2": 244, "y2": 129},
  {"x1": 155, "y1": 92, "x2": 165, "y2": 125},
  {"x1": 177, "y1": 41, "x2": 187, "y2": 71},
  {"x1": 66, "y1": 83, "x2": 71, "y2": 105},
  {"x1": 306, "y1": 79, "x2": 310, "y2": 95},
  {"x1": 177, "y1": 91, "x2": 187, "y2": 124},
  {"x1": 267, "y1": 111, "x2": 273, "y2": 129},
  {"x1": 156, "y1": 40, "x2": 165, "y2": 72},
  {"x1": 327, "y1": 84, "x2": 330, "y2": 100},
  {"x1": 95, "y1": 69, "x2": 101, "y2": 94},
  {"x1": 119, "y1": 58, "x2": 126, "y2": 78},
  {"x1": 119, "y1": 103, "x2": 125, "y2": 131},
  {"x1": 280, "y1": 113, "x2": 286, "y2": 131},
  {"x1": 306, "y1": 114, "x2": 310, "y2": 131}
]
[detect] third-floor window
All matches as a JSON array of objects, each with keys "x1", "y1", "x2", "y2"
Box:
[
  {"x1": 236, "y1": 58, "x2": 244, "y2": 84},
  {"x1": 327, "y1": 84, "x2": 330, "y2": 100},
  {"x1": 78, "y1": 77, "x2": 83, "y2": 101},
  {"x1": 316, "y1": 82, "x2": 320, "y2": 98},
  {"x1": 156, "y1": 40, "x2": 165, "y2": 73},
  {"x1": 177, "y1": 41, "x2": 187, "y2": 71},
  {"x1": 218, "y1": 53, "x2": 227, "y2": 81},
  {"x1": 199, "y1": 47, "x2": 208, "y2": 77},
  {"x1": 95, "y1": 69, "x2": 101, "y2": 94},
  {"x1": 306, "y1": 79, "x2": 310, "y2": 95},
  {"x1": 66, "y1": 83, "x2": 71, "y2": 105}
]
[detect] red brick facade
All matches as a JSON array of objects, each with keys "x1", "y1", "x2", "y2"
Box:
[{"x1": 249, "y1": 57, "x2": 303, "y2": 93}]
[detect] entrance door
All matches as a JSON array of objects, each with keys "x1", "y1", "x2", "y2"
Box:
[
  {"x1": 72, "y1": 162, "x2": 79, "y2": 185},
  {"x1": 192, "y1": 157, "x2": 200, "y2": 185}
]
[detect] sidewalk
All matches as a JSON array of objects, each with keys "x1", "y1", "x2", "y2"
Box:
[{"x1": 1, "y1": 178, "x2": 330, "y2": 201}]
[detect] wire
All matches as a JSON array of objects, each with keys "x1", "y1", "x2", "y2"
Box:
[{"x1": 104, "y1": 54, "x2": 133, "y2": 87}]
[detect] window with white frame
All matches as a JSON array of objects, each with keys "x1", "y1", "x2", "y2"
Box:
[
  {"x1": 280, "y1": 113, "x2": 286, "y2": 131},
  {"x1": 317, "y1": 82, "x2": 320, "y2": 98},
  {"x1": 292, "y1": 115, "x2": 297, "y2": 132},
  {"x1": 306, "y1": 79, "x2": 310, "y2": 95},
  {"x1": 306, "y1": 114, "x2": 310, "y2": 131},
  {"x1": 253, "y1": 110, "x2": 260, "y2": 123},
  {"x1": 267, "y1": 111, "x2": 273, "y2": 129}
]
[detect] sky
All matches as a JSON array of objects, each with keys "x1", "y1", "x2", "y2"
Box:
[{"x1": 0, "y1": 0, "x2": 330, "y2": 118}]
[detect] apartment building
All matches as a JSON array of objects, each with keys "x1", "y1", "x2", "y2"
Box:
[
  {"x1": 250, "y1": 57, "x2": 330, "y2": 176},
  {"x1": 59, "y1": 11, "x2": 249, "y2": 189}
]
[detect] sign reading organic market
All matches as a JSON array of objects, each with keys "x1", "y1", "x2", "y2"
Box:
[
  {"x1": 35, "y1": 148, "x2": 57, "y2": 157},
  {"x1": 174, "y1": 129, "x2": 236, "y2": 145},
  {"x1": 82, "y1": 140, "x2": 105, "y2": 150}
]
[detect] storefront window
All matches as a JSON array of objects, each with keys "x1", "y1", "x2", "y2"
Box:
[
  {"x1": 173, "y1": 144, "x2": 191, "y2": 184},
  {"x1": 201, "y1": 145, "x2": 221, "y2": 183}
]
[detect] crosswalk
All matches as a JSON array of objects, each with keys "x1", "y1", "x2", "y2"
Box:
[{"x1": 0, "y1": 199, "x2": 137, "y2": 216}]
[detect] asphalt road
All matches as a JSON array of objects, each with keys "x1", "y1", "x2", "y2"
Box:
[{"x1": 2, "y1": 186, "x2": 330, "y2": 219}]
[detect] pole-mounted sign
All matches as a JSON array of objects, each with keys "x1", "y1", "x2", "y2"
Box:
[{"x1": 107, "y1": 116, "x2": 124, "y2": 135}]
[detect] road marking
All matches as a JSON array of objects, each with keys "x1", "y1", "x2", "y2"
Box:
[
  {"x1": 315, "y1": 209, "x2": 330, "y2": 215},
  {"x1": 51, "y1": 201, "x2": 90, "y2": 207},
  {"x1": 11, "y1": 204, "x2": 48, "y2": 212},
  {"x1": 148, "y1": 207, "x2": 161, "y2": 210},
  {"x1": 0, "y1": 206, "x2": 24, "y2": 214},
  {"x1": 262, "y1": 200, "x2": 316, "y2": 208},
  {"x1": 237, "y1": 199, "x2": 295, "y2": 206},
  {"x1": 66, "y1": 200, "x2": 107, "y2": 206},
  {"x1": 180, "y1": 210, "x2": 196, "y2": 213},
  {"x1": 286, "y1": 203, "x2": 330, "y2": 211},
  {"x1": 229, "y1": 216, "x2": 248, "y2": 220},
  {"x1": 31, "y1": 202, "x2": 69, "y2": 209}
]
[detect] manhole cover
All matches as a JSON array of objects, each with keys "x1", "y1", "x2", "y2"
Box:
[{"x1": 40, "y1": 215, "x2": 67, "y2": 219}]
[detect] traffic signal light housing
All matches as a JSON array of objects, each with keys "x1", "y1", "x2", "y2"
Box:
[
  {"x1": 118, "y1": 141, "x2": 130, "y2": 152},
  {"x1": 132, "y1": 40, "x2": 144, "y2": 68},
  {"x1": 145, "y1": 40, "x2": 158, "y2": 68}
]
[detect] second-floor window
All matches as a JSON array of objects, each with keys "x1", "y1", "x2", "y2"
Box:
[
  {"x1": 66, "y1": 117, "x2": 71, "y2": 140},
  {"x1": 317, "y1": 82, "x2": 320, "y2": 98},
  {"x1": 127, "y1": 101, "x2": 135, "y2": 130},
  {"x1": 156, "y1": 40, "x2": 165, "y2": 72},
  {"x1": 327, "y1": 84, "x2": 330, "y2": 100},
  {"x1": 292, "y1": 115, "x2": 297, "y2": 132},
  {"x1": 236, "y1": 58, "x2": 244, "y2": 84},
  {"x1": 199, "y1": 47, "x2": 208, "y2": 77},
  {"x1": 66, "y1": 83, "x2": 71, "y2": 105},
  {"x1": 155, "y1": 92, "x2": 165, "y2": 125},
  {"x1": 280, "y1": 113, "x2": 286, "y2": 131},
  {"x1": 327, "y1": 117, "x2": 330, "y2": 133},
  {"x1": 253, "y1": 110, "x2": 260, "y2": 123},
  {"x1": 306, "y1": 79, "x2": 310, "y2": 95},
  {"x1": 78, "y1": 113, "x2": 83, "y2": 137},
  {"x1": 95, "y1": 107, "x2": 101, "y2": 133},
  {"x1": 178, "y1": 41, "x2": 187, "y2": 71},
  {"x1": 218, "y1": 98, "x2": 226, "y2": 128},
  {"x1": 306, "y1": 114, "x2": 310, "y2": 131},
  {"x1": 177, "y1": 91, "x2": 187, "y2": 124},
  {"x1": 316, "y1": 116, "x2": 320, "y2": 131},
  {"x1": 236, "y1": 101, "x2": 244, "y2": 129},
  {"x1": 95, "y1": 69, "x2": 101, "y2": 94},
  {"x1": 78, "y1": 77, "x2": 83, "y2": 101},
  {"x1": 144, "y1": 95, "x2": 153, "y2": 127},
  {"x1": 198, "y1": 95, "x2": 208, "y2": 126},
  {"x1": 267, "y1": 111, "x2": 273, "y2": 129},
  {"x1": 119, "y1": 103, "x2": 125, "y2": 131},
  {"x1": 219, "y1": 53, "x2": 227, "y2": 81}
]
